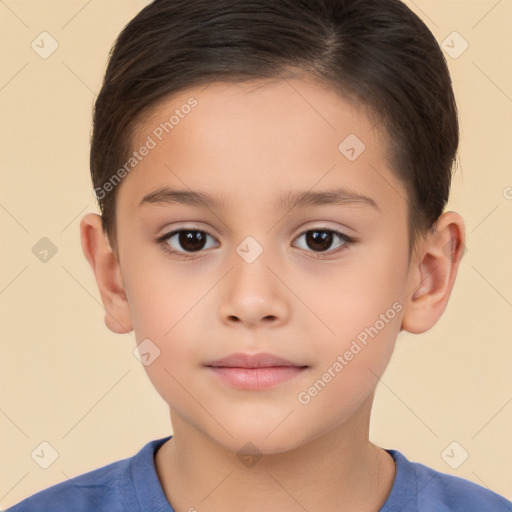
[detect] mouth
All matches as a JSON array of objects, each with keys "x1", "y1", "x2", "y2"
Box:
[{"x1": 204, "y1": 352, "x2": 309, "y2": 390}]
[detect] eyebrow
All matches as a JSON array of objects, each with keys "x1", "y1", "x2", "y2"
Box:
[{"x1": 138, "y1": 186, "x2": 380, "y2": 212}]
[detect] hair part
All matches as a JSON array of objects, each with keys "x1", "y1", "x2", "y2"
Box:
[{"x1": 90, "y1": 0, "x2": 459, "y2": 263}]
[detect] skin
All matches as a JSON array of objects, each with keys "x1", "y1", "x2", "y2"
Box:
[{"x1": 80, "y1": 76, "x2": 465, "y2": 512}]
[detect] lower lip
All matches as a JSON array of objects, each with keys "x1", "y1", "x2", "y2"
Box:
[{"x1": 206, "y1": 366, "x2": 306, "y2": 390}]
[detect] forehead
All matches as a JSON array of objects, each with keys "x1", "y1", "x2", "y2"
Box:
[{"x1": 119, "y1": 77, "x2": 406, "y2": 220}]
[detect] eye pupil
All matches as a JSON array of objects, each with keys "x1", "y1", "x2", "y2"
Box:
[
  {"x1": 164, "y1": 227, "x2": 348, "y2": 258},
  {"x1": 180, "y1": 230, "x2": 206, "y2": 252},
  {"x1": 306, "y1": 230, "x2": 333, "y2": 252}
]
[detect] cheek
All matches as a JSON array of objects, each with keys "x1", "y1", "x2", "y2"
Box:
[
  {"x1": 123, "y1": 262, "x2": 210, "y2": 403},
  {"x1": 313, "y1": 251, "x2": 406, "y2": 343},
  {"x1": 123, "y1": 253, "x2": 210, "y2": 338},
  {"x1": 140, "y1": 353, "x2": 190, "y2": 409},
  {"x1": 304, "y1": 245, "x2": 406, "y2": 395},
  {"x1": 297, "y1": 308, "x2": 400, "y2": 424},
  {"x1": 133, "y1": 312, "x2": 204, "y2": 412}
]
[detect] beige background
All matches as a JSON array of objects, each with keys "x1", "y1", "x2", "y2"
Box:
[{"x1": 1, "y1": 0, "x2": 511, "y2": 508}]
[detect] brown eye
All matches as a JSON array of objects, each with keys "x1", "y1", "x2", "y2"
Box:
[
  {"x1": 176, "y1": 230, "x2": 208, "y2": 252},
  {"x1": 160, "y1": 229, "x2": 217, "y2": 255},
  {"x1": 305, "y1": 230, "x2": 334, "y2": 252},
  {"x1": 157, "y1": 226, "x2": 355, "y2": 259},
  {"x1": 294, "y1": 229, "x2": 354, "y2": 255}
]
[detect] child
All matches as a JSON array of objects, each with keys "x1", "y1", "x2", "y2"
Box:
[{"x1": 7, "y1": 0, "x2": 511, "y2": 510}]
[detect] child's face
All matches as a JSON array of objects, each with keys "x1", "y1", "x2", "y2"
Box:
[{"x1": 113, "y1": 77, "x2": 413, "y2": 453}]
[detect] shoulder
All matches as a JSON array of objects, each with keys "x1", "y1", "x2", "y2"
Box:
[
  {"x1": 5, "y1": 437, "x2": 171, "y2": 512},
  {"x1": 385, "y1": 449, "x2": 512, "y2": 512},
  {"x1": 5, "y1": 456, "x2": 131, "y2": 512},
  {"x1": 5, "y1": 460, "x2": 127, "y2": 512}
]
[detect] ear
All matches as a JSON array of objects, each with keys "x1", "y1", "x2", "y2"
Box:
[
  {"x1": 401, "y1": 211, "x2": 466, "y2": 334},
  {"x1": 79, "y1": 213, "x2": 133, "y2": 334}
]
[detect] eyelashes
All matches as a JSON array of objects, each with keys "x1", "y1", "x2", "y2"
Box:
[
  {"x1": 156, "y1": 226, "x2": 357, "y2": 260},
  {"x1": 157, "y1": 228, "x2": 218, "y2": 258}
]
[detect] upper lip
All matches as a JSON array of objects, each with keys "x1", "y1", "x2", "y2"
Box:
[{"x1": 205, "y1": 352, "x2": 306, "y2": 368}]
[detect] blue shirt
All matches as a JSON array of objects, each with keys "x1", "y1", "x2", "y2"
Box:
[{"x1": 6, "y1": 436, "x2": 511, "y2": 511}]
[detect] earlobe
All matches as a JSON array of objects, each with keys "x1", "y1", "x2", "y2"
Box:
[
  {"x1": 401, "y1": 211, "x2": 465, "y2": 334},
  {"x1": 79, "y1": 213, "x2": 133, "y2": 334}
]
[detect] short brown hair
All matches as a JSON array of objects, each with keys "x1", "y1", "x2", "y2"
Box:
[{"x1": 90, "y1": 0, "x2": 459, "y2": 260}]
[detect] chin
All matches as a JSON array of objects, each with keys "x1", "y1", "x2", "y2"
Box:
[{"x1": 212, "y1": 425, "x2": 310, "y2": 457}]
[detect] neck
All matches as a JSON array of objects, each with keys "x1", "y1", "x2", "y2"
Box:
[{"x1": 154, "y1": 395, "x2": 396, "y2": 512}]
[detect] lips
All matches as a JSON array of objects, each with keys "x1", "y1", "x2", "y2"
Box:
[
  {"x1": 206, "y1": 352, "x2": 303, "y2": 369},
  {"x1": 205, "y1": 352, "x2": 308, "y2": 390}
]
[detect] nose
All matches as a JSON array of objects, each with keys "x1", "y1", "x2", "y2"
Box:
[{"x1": 218, "y1": 250, "x2": 290, "y2": 329}]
